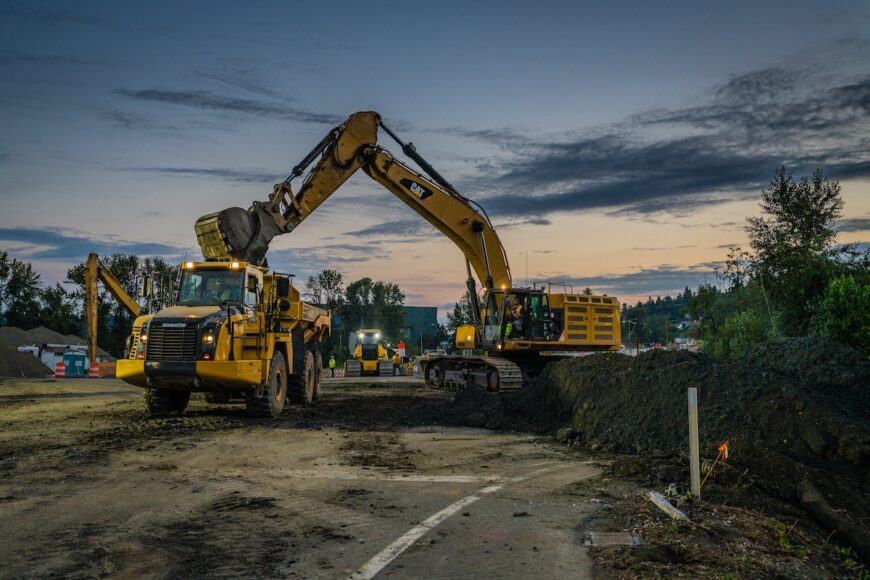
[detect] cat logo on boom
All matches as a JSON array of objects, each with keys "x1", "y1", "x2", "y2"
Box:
[{"x1": 400, "y1": 178, "x2": 433, "y2": 201}]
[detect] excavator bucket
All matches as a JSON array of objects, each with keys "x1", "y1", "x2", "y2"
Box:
[
  {"x1": 194, "y1": 206, "x2": 280, "y2": 265},
  {"x1": 195, "y1": 208, "x2": 252, "y2": 260}
]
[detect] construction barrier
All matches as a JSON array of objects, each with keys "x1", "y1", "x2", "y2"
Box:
[
  {"x1": 88, "y1": 363, "x2": 100, "y2": 378},
  {"x1": 54, "y1": 361, "x2": 66, "y2": 378},
  {"x1": 98, "y1": 361, "x2": 116, "y2": 378}
]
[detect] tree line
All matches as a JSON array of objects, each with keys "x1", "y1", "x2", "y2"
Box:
[
  {"x1": 624, "y1": 167, "x2": 869, "y2": 357},
  {"x1": 0, "y1": 252, "x2": 178, "y2": 357},
  {"x1": 304, "y1": 269, "x2": 421, "y2": 363}
]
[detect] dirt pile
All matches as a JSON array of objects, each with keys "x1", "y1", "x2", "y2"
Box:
[
  {"x1": 513, "y1": 339, "x2": 869, "y2": 466},
  {"x1": 0, "y1": 350, "x2": 53, "y2": 378},
  {"x1": 441, "y1": 386, "x2": 506, "y2": 430},
  {"x1": 504, "y1": 336, "x2": 870, "y2": 562},
  {"x1": 0, "y1": 325, "x2": 113, "y2": 378},
  {"x1": 0, "y1": 326, "x2": 111, "y2": 358}
]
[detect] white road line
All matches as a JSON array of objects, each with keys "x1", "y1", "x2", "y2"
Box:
[
  {"x1": 280, "y1": 471, "x2": 504, "y2": 484},
  {"x1": 181, "y1": 468, "x2": 504, "y2": 484},
  {"x1": 347, "y1": 492, "x2": 486, "y2": 580},
  {"x1": 347, "y1": 464, "x2": 567, "y2": 580}
]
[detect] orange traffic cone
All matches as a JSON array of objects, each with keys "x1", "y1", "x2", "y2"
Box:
[
  {"x1": 88, "y1": 363, "x2": 100, "y2": 378},
  {"x1": 54, "y1": 361, "x2": 66, "y2": 378}
]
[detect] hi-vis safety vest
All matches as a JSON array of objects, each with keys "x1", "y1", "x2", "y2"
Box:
[{"x1": 329, "y1": 358, "x2": 336, "y2": 368}]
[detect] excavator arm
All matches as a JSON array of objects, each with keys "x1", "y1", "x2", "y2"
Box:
[
  {"x1": 86, "y1": 253, "x2": 144, "y2": 363},
  {"x1": 194, "y1": 111, "x2": 511, "y2": 294}
]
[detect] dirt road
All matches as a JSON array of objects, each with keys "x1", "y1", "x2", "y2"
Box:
[{"x1": 0, "y1": 377, "x2": 611, "y2": 579}]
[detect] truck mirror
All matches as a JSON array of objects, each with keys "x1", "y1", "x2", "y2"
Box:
[
  {"x1": 140, "y1": 275, "x2": 153, "y2": 299},
  {"x1": 276, "y1": 277, "x2": 291, "y2": 298}
]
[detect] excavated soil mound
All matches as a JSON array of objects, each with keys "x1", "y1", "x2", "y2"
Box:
[
  {"x1": 513, "y1": 339, "x2": 869, "y2": 466},
  {"x1": 442, "y1": 386, "x2": 506, "y2": 430},
  {"x1": 0, "y1": 325, "x2": 112, "y2": 378},
  {"x1": 0, "y1": 326, "x2": 111, "y2": 358},
  {"x1": 0, "y1": 350, "x2": 53, "y2": 378},
  {"x1": 502, "y1": 337, "x2": 870, "y2": 560}
]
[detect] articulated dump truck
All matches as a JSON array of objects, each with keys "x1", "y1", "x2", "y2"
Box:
[{"x1": 116, "y1": 260, "x2": 330, "y2": 417}]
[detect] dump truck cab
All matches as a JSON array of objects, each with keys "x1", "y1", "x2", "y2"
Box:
[{"x1": 116, "y1": 260, "x2": 330, "y2": 417}]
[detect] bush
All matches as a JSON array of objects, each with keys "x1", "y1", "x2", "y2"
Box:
[
  {"x1": 704, "y1": 311, "x2": 770, "y2": 360},
  {"x1": 813, "y1": 275, "x2": 870, "y2": 356}
]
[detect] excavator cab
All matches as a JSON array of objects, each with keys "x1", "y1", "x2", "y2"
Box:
[{"x1": 481, "y1": 289, "x2": 553, "y2": 347}]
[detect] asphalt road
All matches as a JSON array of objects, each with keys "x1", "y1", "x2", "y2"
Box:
[{"x1": 0, "y1": 376, "x2": 610, "y2": 579}]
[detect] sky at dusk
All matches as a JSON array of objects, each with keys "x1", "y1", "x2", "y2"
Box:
[{"x1": 1, "y1": 0, "x2": 869, "y2": 315}]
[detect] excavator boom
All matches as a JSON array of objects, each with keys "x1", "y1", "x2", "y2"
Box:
[{"x1": 194, "y1": 111, "x2": 510, "y2": 291}]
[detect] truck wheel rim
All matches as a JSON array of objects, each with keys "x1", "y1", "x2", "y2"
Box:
[{"x1": 274, "y1": 369, "x2": 285, "y2": 401}]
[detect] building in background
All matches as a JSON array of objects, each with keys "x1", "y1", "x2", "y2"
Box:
[{"x1": 402, "y1": 306, "x2": 438, "y2": 352}]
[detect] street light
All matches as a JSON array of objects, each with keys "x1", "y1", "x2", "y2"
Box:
[
  {"x1": 420, "y1": 322, "x2": 439, "y2": 355},
  {"x1": 624, "y1": 318, "x2": 641, "y2": 355},
  {"x1": 625, "y1": 318, "x2": 640, "y2": 355}
]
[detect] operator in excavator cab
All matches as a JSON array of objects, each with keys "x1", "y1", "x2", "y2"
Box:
[{"x1": 506, "y1": 298, "x2": 525, "y2": 339}]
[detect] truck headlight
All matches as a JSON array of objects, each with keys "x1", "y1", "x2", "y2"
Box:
[
  {"x1": 135, "y1": 324, "x2": 150, "y2": 359},
  {"x1": 201, "y1": 325, "x2": 218, "y2": 359}
]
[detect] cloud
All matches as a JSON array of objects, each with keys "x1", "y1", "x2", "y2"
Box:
[
  {"x1": 0, "y1": 228, "x2": 190, "y2": 261},
  {"x1": 119, "y1": 166, "x2": 279, "y2": 184},
  {"x1": 536, "y1": 262, "x2": 723, "y2": 299},
  {"x1": 494, "y1": 217, "x2": 552, "y2": 229},
  {"x1": 115, "y1": 89, "x2": 342, "y2": 125},
  {"x1": 342, "y1": 219, "x2": 431, "y2": 238},
  {"x1": 0, "y1": 4, "x2": 111, "y2": 26},
  {"x1": 266, "y1": 242, "x2": 390, "y2": 278},
  {"x1": 432, "y1": 126, "x2": 531, "y2": 147},
  {"x1": 627, "y1": 245, "x2": 698, "y2": 251},
  {"x1": 462, "y1": 68, "x2": 870, "y2": 219},
  {"x1": 0, "y1": 51, "x2": 116, "y2": 66},
  {"x1": 836, "y1": 217, "x2": 870, "y2": 232},
  {"x1": 194, "y1": 68, "x2": 297, "y2": 101}
]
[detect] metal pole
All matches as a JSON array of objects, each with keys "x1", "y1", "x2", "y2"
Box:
[{"x1": 688, "y1": 387, "x2": 701, "y2": 499}]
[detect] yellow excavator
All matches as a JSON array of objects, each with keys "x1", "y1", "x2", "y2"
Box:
[
  {"x1": 345, "y1": 328, "x2": 393, "y2": 377},
  {"x1": 194, "y1": 111, "x2": 620, "y2": 391}
]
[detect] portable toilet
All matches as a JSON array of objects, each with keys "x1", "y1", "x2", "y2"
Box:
[{"x1": 63, "y1": 351, "x2": 88, "y2": 378}]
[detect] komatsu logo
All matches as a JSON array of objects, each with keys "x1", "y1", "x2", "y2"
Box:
[
  {"x1": 400, "y1": 178, "x2": 433, "y2": 201},
  {"x1": 161, "y1": 322, "x2": 186, "y2": 328}
]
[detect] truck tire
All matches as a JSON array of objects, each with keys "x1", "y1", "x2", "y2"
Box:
[
  {"x1": 245, "y1": 351, "x2": 287, "y2": 418},
  {"x1": 312, "y1": 357, "x2": 322, "y2": 400},
  {"x1": 288, "y1": 350, "x2": 315, "y2": 405},
  {"x1": 203, "y1": 392, "x2": 231, "y2": 404},
  {"x1": 144, "y1": 388, "x2": 190, "y2": 416}
]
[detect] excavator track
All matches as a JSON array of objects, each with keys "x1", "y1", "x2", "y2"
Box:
[{"x1": 421, "y1": 355, "x2": 525, "y2": 393}]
